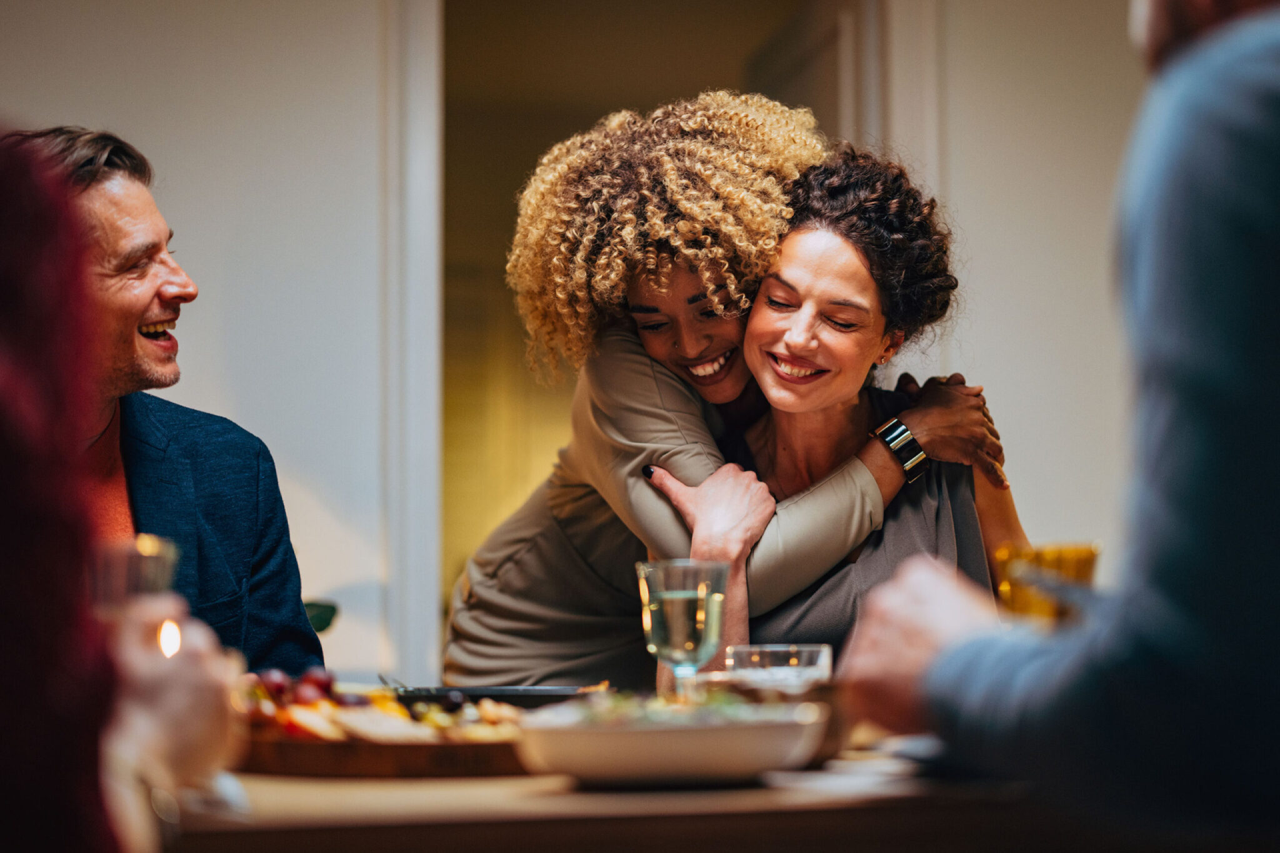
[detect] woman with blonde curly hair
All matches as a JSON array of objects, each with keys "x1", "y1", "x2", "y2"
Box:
[{"x1": 444, "y1": 92, "x2": 1002, "y2": 688}]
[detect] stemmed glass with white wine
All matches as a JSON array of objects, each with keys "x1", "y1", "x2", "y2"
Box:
[{"x1": 635, "y1": 559, "x2": 728, "y2": 702}]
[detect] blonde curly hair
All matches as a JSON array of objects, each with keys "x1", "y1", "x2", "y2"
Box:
[{"x1": 507, "y1": 91, "x2": 828, "y2": 377}]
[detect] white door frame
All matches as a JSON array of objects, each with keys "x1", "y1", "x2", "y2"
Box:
[
  {"x1": 381, "y1": 0, "x2": 443, "y2": 686},
  {"x1": 750, "y1": 0, "x2": 949, "y2": 376}
]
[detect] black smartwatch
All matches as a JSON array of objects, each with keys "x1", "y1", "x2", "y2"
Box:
[{"x1": 873, "y1": 418, "x2": 928, "y2": 483}]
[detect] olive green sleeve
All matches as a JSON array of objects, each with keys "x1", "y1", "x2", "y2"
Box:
[{"x1": 744, "y1": 455, "x2": 883, "y2": 614}]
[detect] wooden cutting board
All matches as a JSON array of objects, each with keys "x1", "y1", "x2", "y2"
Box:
[{"x1": 238, "y1": 732, "x2": 527, "y2": 778}]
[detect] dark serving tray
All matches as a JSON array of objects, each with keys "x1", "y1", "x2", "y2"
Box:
[{"x1": 396, "y1": 685, "x2": 593, "y2": 710}]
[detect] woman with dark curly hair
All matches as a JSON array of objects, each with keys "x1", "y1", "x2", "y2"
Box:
[
  {"x1": 653, "y1": 144, "x2": 1028, "y2": 647},
  {"x1": 445, "y1": 93, "x2": 1004, "y2": 688}
]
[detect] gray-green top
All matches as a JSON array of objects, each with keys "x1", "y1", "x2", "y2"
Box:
[{"x1": 745, "y1": 389, "x2": 992, "y2": 652}]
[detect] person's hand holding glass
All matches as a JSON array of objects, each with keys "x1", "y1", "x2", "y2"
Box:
[{"x1": 93, "y1": 536, "x2": 244, "y2": 852}]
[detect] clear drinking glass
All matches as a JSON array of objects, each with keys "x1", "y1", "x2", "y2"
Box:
[
  {"x1": 89, "y1": 533, "x2": 179, "y2": 617},
  {"x1": 990, "y1": 542, "x2": 1100, "y2": 625},
  {"x1": 723, "y1": 644, "x2": 833, "y2": 694},
  {"x1": 636, "y1": 559, "x2": 729, "y2": 702}
]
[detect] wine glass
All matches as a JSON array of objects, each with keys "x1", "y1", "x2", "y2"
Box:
[{"x1": 635, "y1": 559, "x2": 729, "y2": 702}]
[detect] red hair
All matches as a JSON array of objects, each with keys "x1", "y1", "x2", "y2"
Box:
[{"x1": 0, "y1": 135, "x2": 118, "y2": 851}]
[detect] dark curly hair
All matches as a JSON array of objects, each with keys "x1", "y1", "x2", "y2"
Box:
[{"x1": 786, "y1": 143, "x2": 956, "y2": 344}]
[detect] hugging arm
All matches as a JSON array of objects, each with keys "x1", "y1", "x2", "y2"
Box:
[
  {"x1": 887, "y1": 371, "x2": 1022, "y2": 570},
  {"x1": 646, "y1": 464, "x2": 775, "y2": 652},
  {"x1": 578, "y1": 330, "x2": 886, "y2": 615},
  {"x1": 582, "y1": 329, "x2": 1005, "y2": 615},
  {"x1": 973, "y1": 470, "x2": 1029, "y2": 567}
]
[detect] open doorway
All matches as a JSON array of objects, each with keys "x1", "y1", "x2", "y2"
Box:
[{"x1": 441, "y1": 0, "x2": 805, "y2": 597}]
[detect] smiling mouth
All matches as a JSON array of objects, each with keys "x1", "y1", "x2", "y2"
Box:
[
  {"x1": 681, "y1": 348, "x2": 737, "y2": 382},
  {"x1": 768, "y1": 352, "x2": 828, "y2": 379},
  {"x1": 139, "y1": 320, "x2": 176, "y2": 340}
]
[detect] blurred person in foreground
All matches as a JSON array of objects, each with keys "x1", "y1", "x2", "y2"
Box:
[
  {"x1": 1, "y1": 126, "x2": 322, "y2": 674},
  {"x1": 0, "y1": 131, "x2": 240, "y2": 852},
  {"x1": 839, "y1": 0, "x2": 1280, "y2": 830}
]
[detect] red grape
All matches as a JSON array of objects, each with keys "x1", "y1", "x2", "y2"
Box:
[
  {"x1": 299, "y1": 666, "x2": 335, "y2": 697},
  {"x1": 292, "y1": 682, "x2": 326, "y2": 706},
  {"x1": 259, "y1": 668, "x2": 292, "y2": 702},
  {"x1": 439, "y1": 690, "x2": 467, "y2": 713}
]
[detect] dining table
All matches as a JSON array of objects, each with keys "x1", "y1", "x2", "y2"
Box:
[{"x1": 173, "y1": 752, "x2": 1266, "y2": 853}]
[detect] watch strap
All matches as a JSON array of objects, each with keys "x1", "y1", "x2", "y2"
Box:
[{"x1": 873, "y1": 418, "x2": 928, "y2": 483}]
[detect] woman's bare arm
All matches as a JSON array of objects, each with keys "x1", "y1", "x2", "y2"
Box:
[{"x1": 973, "y1": 458, "x2": 1030, "y2": 568}]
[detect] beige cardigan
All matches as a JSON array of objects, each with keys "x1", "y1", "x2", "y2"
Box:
[{"x1": 443, "y1": 327, "x2": 884, "y2": 688}]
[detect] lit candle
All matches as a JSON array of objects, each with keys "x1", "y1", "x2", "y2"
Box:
[{"x1": 159, "y1": 619, "x2": 181, "y2": 658}]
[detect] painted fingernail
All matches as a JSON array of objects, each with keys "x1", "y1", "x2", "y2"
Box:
[{"x1": 642, "y1": 465, "x2": 654, "y2": 479}]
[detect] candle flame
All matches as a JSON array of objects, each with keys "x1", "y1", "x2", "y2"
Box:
[{"x1": 159, "y1": 619, "x2": 181, "y2": 658}]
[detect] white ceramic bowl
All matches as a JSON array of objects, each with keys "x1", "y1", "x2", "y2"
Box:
[{"x1": 516, "y1": 702, "x2": 828, "y2": 785}]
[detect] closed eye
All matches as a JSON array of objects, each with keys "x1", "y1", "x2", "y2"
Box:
[
  {"x1": 636, "y1": 320, "x2": 668, "y2": 333},
  {"x1": 765, "y1": 297, "x2": 793, "y2": 310},
  {"x1": 827, "y1": 317, "x2": 857, "y2": 331}
]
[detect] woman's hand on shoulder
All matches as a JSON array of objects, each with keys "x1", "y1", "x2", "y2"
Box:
[
  {"x1": 644, "y1": 463, "x2": 776, "y2": 566},
  {"x1": 894, "y1": 372, "x2": 1009, "y2": 489}
]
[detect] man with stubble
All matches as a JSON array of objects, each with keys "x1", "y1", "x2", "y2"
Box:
[{"x1": 4, "y1": 127, "x2": 322, "y2": 674}]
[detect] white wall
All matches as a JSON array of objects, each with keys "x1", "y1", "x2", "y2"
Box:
[
  {"x1": 929, "y1": 0, "x2": 1145, "y2": 584},
  {"x1": 0, "y1": 0, "x2": 443, "y2": 680}
]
